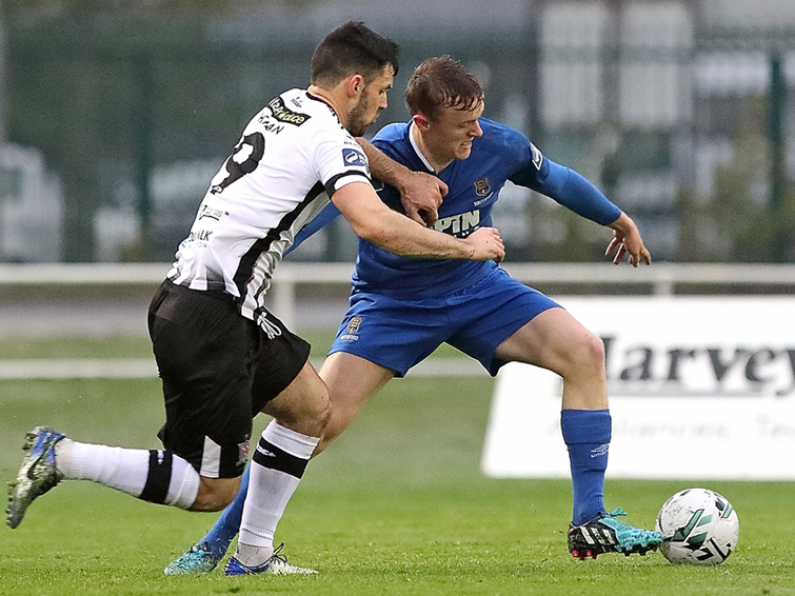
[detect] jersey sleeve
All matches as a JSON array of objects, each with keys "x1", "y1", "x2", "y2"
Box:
[
  {"x1": 509, "y1": 134, "x2": 621, "y2": 226},
  {"x1": 285, "y1": 202, "x2": 342, "y2": 256},
  {"x1": 312, "y1": 128, "x2": 373, "y2": 197}
]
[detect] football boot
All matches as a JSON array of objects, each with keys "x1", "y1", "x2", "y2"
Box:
[
  {"x1": 7, "y1": 427, "x2": 66, "y2": 529},
  {"x1": 568, "y1": 508, "x2": 662, "y2": 560}
]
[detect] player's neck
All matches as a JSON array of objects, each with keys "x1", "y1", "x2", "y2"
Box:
[
  {"x1": 307, "y1": 84, "x2": 347, "y2": 126},
  {"x1": 411, "y1": 125, "x2": 454, "y2": 174}
]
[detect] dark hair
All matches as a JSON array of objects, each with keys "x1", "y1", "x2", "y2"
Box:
[
  {"x1": 311, "y1": 21, "x2": 399, "y2": 87},
  {"x1": 405, "y1": 56, "x2": 484, "y2": 121}
]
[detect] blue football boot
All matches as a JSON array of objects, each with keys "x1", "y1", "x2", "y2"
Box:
[
  {"x1": 224, "y1": 543, "x2": 318, "y2": 576},
  {"x1": 164, "y1": 542, "x2": 221, "y2": 575},
  {"x1": 6, "y1": 427, "x2": 66, "y2": 529},
  {"x1": 567, "y1": 508, "x2": 662, "y2": 560}
]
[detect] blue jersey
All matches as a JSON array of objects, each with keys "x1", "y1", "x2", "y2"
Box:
[
  {"x1": 355, "y1": 119, "x2": 545, "y2": 298},
  {"x1": 291, "y1": 118, "x2": 621, "y2": 299}
]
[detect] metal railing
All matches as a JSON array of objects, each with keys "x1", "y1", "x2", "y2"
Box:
[{"x1": 2, "y1": 262, "x2": 794, "y2": 329}]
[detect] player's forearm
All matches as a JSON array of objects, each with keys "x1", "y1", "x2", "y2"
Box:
[
  {"x1": 540, "y1": 160, "x2": 621, "y2": 225},
  {"x1": 357, "y1": 207, "x2": 473, "y2": 259},
  {"x1": 356, "y1": 137, "x2": 413, "y2": 190}
]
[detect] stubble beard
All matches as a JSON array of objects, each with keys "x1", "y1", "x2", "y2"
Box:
[{"x1": 347, "y1": 93, "x2": 375, "y2": 138}]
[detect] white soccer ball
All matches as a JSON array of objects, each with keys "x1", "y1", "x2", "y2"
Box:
[{"x1": 655, "y1": 488, "x2": 739, "y2": 565}]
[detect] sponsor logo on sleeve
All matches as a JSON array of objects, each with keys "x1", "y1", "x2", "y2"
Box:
[
  {"x1": 267, "y1": 97, "x2": 311, "y2": 126},
  {"x1": 342, "y1": 148, "x2": 368, "y2": 167},
  {"x1": 530, "y1": 143, "x2": 544, "y2": 171}
]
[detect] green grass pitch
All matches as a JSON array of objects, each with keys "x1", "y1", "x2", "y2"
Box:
[{"x1": 1, "y1": 338, "x2": 794, "y2": 595}]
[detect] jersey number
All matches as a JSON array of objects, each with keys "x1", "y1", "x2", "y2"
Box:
[{"x1": 211, "y1": 132, "x2": 265, "y2": 194}]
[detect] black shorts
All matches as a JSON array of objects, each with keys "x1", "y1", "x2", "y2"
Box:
[{"x1": 147, "y1": 280, "x2": 311, "y2": 478}]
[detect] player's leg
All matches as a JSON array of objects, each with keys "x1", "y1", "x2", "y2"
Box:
[
  {"x1": 6, "y1": 282, "x2": 253, "y2": 529},
  {"x1": 5, "y1": 426, "x2": 223, "y2": 529},
  {"x1": 493, "y1": 307, "x2": 612, "y2": 526},
  {"x1": 167, "y1": 294, "x2": 429, "y2": 575},
  {"x1": 316, "y1": 352, "x2": 395, "y2": 454},
  {"x1": 166, "y1": 354, "x2": 394, "y2": 575},
  {"x1": 493, "y1": 306, "x2": 661, "y2": 558},
  {"x1": 318, "y1": 292, "x2": 441, "y2": 453},
  {"x1": 448, "y1": 269, "x2": 660, "y2": 558},
  {"x1": 225, "y1": 310, "x2": 325, "y2": 576}
]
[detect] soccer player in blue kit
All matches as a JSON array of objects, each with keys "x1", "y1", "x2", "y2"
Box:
[{"x1": 165, "y1": 56, "x2": 660, "y2": 575}]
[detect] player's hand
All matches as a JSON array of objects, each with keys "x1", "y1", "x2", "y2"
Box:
[
  {"x1": 463, "y1": 227, "x2": 505, "y2": 263},
  {"x1": 398, "y1": 172, "x2": 447, "y2": 226},
  {"x1": 605, "y1": 213, "x2": 652, "y2": 267}
]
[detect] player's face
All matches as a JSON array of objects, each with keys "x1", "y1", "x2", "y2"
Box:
[
  {"x1": 347, "y1": 66, "x2": 394, "y2": 137},
  {"x1": 425, "y1": 100, "x2": 484, "y2": 162}
]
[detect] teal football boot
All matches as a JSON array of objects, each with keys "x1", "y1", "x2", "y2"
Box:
[
  {"x1": 164, "y1": 542, "x2": 221, "y2": 575},
  {"x1": 568, "y1": 508, "x2": 662, "y2": 560}
]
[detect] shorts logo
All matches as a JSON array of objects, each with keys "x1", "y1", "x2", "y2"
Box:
[
  {"x1": 342, "y1": 149, "x2": 368, "y2": 167},
  {"x1": 347, "y1": 316, "x2": 363, "y2": 334},
  {"x1": 530, "y1": 143, "x2": 544, "y2": 171},
  {"x1": 474, "y1": 177, "x2": 490, "y2": 197},
  {"x1": 238, "y1": 440, "x2": 251, "y2": 465},
  {"x1": 340, "y1": 316, "x2": 362, "y2": 342}
]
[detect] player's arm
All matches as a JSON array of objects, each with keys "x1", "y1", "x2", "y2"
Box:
[
  {"x1": 332, "y1": 180, "x2": 504, "y2": 262},
  {"x1": 537, "y1": 161, "x2": 650, "y2": 267},
  {"x1": 511, "y1": 147, "x2": 651, "y2": 267},
  {"x1": 285, "y1": 202, "x2": 341, "y2": 256},
  {"x1": 355, "y1": 137, "x2": 446, "y2": 226}
]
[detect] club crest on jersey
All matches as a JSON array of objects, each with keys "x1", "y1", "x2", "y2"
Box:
[
  {"x1": 267, "y1": 97, "x2": 311, "y2": 126},
  {"x1": 530, "y1": 143, "x2": 544, "y2": 171},
  {"x1": 474, "y1": 177, "x2": 490, "y2": 197},
  {"x1": 342, "y1": 148, "x2": 368, "y2": 167},
  {"x1": 340, "y1": 316, "x2": 362, "y2": 342}
]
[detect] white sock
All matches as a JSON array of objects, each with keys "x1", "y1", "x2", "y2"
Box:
[
  {"x1": 236, "y1": 422, "x2": 319, "y2": 566},
  {"x1": 56, "y1": 439, "x2": 199, "y2": 509}
]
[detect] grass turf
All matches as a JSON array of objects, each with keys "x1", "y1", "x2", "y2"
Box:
[
  {"x1": 0, "y1": 332, "x2": 468, "y2": 361},
  {"x1": 1, "y1": 375, "x2": 794, "y2": 595}
]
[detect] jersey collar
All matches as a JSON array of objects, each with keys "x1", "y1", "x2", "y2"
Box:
[
  {"x1": 408, "y1": 121, "x2": 436, "y2": 173},
  {"x1": 305, "y1": 90, "x2": 342, "y2": 124}
]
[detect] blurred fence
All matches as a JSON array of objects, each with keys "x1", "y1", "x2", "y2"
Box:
[
  {"x1": 3, "y1": 262, "x2": 795, "y2": 333},
  {"x1": 2, "y1": 8, "x2": 795, "y2": 264}
]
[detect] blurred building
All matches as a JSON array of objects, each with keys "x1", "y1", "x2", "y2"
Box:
[{"x1": 2, "y1": 0, "x2": 794, "y2": 263}]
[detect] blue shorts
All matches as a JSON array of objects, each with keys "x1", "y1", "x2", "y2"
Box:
[{"x1": 329, "y1": 268, "x2": 560, "y2": 377}]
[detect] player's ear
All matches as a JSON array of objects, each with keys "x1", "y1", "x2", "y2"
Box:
[
  {"x1": 345, "y1": 74, "x2": 365, "y2": 99},
  {"x1": 413, "y1": 113, "x2": 431, "y2": 132}
]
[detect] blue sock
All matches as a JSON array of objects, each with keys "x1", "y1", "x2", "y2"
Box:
[
  {"x1": 560, "y1": 409, "x2": 611, "y2": 526},
  {"x1": 201, "y1": 464, "x2": 250, "y2": 559}
]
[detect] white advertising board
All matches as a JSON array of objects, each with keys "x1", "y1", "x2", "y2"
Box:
[{"x1": 481, "y1": 297, "x2": 795, "y2": 480}]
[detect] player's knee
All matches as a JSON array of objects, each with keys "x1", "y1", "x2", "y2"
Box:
[
  {"x1": 288, "y1": 381, "x2": 332, "y2": 437},
  {"x1": 311, "y1": 382, "x2": 333, "y2": 432},
  {"x1": 190, "y1": 476, "x2": 240, "y2": 512},
  {"x1": 567, "y1": 332, "x2": 606, "y2": 378}
]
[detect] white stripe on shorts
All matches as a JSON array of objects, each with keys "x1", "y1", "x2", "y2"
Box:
[{"x1": 200, "y1": 436, "x2": 222, "y2": 478}]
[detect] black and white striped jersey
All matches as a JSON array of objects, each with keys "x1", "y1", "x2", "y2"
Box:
[{"x1": 168, "y1": 88, "x2": 371, "y2": 326}]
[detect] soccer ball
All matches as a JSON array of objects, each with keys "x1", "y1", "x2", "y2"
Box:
[{"x1": 655, "y1": 488, "x2": 739, "y2": 565}]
